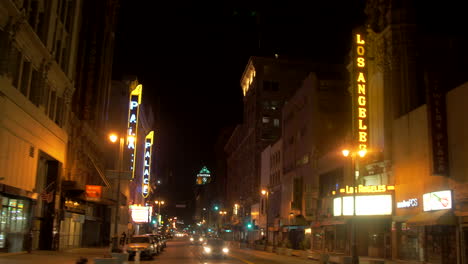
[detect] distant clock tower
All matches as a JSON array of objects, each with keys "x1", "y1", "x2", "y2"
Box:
[{"x1": 196, "y1": 166, "x2": 211, "y2": 185}]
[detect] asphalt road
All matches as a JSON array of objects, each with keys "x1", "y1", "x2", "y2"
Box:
[{"x1": 0, "y1": 239, "x2": 316, "y2": 264}]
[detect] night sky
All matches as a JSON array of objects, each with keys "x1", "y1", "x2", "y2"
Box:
[{"x1": 112, "y1": 0, "x2": 367, "y2": 222}]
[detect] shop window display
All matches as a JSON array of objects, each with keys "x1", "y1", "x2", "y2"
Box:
[{"x1": 0, "y1": 196, "x2": 30, "y2": 252}]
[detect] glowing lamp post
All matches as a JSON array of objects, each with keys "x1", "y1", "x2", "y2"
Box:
[
  {"x1": 342, "y1": 148, "x2": 366, "y2": 264},
  {"x1": 261, "y1": 188, "x2": 270, "y2": 249},
  {"x1": 155, "y1": 200, "x2": 165, "y2": 226},
  {"x1": 108, "y1": 133, "x2": 126, "y2": 252}
]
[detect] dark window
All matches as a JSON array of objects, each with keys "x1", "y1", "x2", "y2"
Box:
[
  {"x1": 263, "y1": 81, "x2": 279, "y2": 92},
  {"x1": 49, "y1": 90, "x2": 56, "y2": 120},
  {"x1": 55, "y1": 96, "x2": 63, "y2": 126},
  {"x1": 20, "y1": 60, "x2": 32, "y2": 97},
  {"x1": 30, "y1": 69, "x2": 43, "y2": 106}
]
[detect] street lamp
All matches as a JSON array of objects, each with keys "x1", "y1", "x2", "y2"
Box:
[
  {"x1": 155, "y1": 200, "x2": 165, "y2": 226},
  {"x1": 108, "y1": 133, "x2": 127, "y2": 252},
  {"x1": 342, "y1": 148, "x2": 366, "y2": 264},
  {"x1": 261, "y1": 188, "x2": 269, "y2": 249},
  {"x1": 219, "y1": 210, "x2": 227, "y2": 227}
]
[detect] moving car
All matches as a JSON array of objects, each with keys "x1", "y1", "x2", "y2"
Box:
[
  {"x1": 202, "y1": 238, "x2": 229, "y2": 259},
  {"x1": 124, "y1": 235, "x2": 157, "y2": 260},
  {"x1": 189, "y1": 234, "x2": 204, "y2": 245}
]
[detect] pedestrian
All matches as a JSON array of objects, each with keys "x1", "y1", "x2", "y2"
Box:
[
  {"x1": 120, "y1": 232, "x2": 127, "y2": 246},
  {"x1": 23, "y1": 228, "x2": 33, "y2": 253}
]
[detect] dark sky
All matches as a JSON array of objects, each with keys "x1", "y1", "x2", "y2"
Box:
[{"x1": 112, "y1": 0, "x2": 367, "y2": 222}]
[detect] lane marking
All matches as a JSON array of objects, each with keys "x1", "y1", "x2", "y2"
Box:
[{"x1": 229, "y1": 254, "x2": 255, "y2": 264}]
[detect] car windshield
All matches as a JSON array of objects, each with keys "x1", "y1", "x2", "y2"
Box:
[
  {"x1": 129, "y1": 236, "x2": 150, "y2": 243},
  {"x1": 207, "y1": 239, "x2": 225, "y2": 246}
]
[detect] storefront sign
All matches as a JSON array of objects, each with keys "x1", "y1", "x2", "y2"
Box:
[
  {"x1": 423, "y1": 190, "x2": 452, "y2": 211},
  {"x1": 334, "y1": 195, "x2": 393, "y2": 216},
  {"x1": 127, "y1": 84, "x2": 142, "y2": 179},
  {"x1": 426, "y1": 71, "x2": 449, "y2": 176},
  {"x1": 85, "y1": 185, "x2": 102, "y2": 200},
  {"x1": 397, "y1": 198, "x2": 418, "y2": 208},
  {"x1": 355, "y1": 33, "x2": 368, "y2": 151},
  {"x1": 142, "y1": 131, "x2": 154, "y2": 198},
  {"x1": 336, "y1": 184, "x2": 394, "y2": 194},
  {"x1": 130, "y1": 205, "x2": 152, "y2": 223}
]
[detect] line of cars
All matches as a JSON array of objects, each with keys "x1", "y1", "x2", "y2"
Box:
[{"x1": 123, "y1": 233, "x2": 168, "y2": 260}]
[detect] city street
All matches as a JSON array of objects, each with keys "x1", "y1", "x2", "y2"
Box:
[{"x1": 0, "y1": 238, "x2": 320, "y2": 264}]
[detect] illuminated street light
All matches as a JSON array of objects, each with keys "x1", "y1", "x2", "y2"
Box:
[
  {"x1": 155, "y1": 200, "x2": 165, "y2": 226},
  {"x1": 342, "y1": 148, "x2": 367, "y2": 264},
  {"x1": 109, "y1": 133, "x2": 125, "y2": 252},
  {"x1": 109, "y1": 133, "x2": 118, "y2": 143},
  {"x1": 261, "y1": 188, "x2": 270, "y2": 249}
]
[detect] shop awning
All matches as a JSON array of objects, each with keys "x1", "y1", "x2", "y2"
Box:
[{"x1": 406, "y1": 210, "x2": 456, "y2": 226}]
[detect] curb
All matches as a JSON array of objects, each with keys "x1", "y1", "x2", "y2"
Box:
[{"x1": 0, "y1": 251, "x2": 27, "y2": 257}]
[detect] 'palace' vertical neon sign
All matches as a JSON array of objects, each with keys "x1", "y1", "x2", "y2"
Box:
[
  {"x1": 127, "y1": 84, "x2": 142, "y2": 179},
  {"x1": 142, "y1": 131, "x2": 153, "y2": 198},
  {"x1": 356, "y1": 34, "x2": 368, "y2": 151}
]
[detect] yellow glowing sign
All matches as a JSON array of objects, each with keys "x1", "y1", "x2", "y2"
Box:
[
  {"x1": 336, "y1": 184, "x2": 394, "y2": 194},
  {"x1": 129, "y1": 205, "x2": 152, "y2": 223},
  {"x1": 334, "y1": 195, "x2": 393, "y2": 216},
  {"x1": 355, "y1": 34, "x2": 368, "y2": 151},
  {"x1": 142, "y1": 131, "x2": 154, "y2": 198},
  {"x1": 127, "y1": 84, "x2": 142, "y2": 179}
]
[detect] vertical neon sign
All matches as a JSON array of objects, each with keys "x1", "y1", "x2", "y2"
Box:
[
  {"x1": 127, "y1": 84, "x2": 142, "y2": 179},
  {"x1": 355, "y1": 34, "x2": 368, "y2": 151},
  {"x1": 142, "y1": 131, "x2": 153, "y2": 198}
]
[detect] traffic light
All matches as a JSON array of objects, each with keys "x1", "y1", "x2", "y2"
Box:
[
  {"x1": 247, "y1": 223, "x2": 253, "y2": 229},
  {"x1": 152, "y1": 219, "x2": 156, "y2": 224},
  {"x1": 213, "y1": 205, "x2": 219, "y2": 211}
]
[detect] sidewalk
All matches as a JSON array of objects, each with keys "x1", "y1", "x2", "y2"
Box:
[{"x1": 0, "y1": 247, "x2": 110, "y2": 264}]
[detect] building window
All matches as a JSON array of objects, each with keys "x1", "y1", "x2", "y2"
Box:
[
  {"x1": 30, "y1": 69, "x2": 43, "y2": 106},
  {"x1": 262, "y1": 116, "x2": 270, "y2": 123},
  {"x1": 273, "y1": 118, "x2": 280, "y2": 127},
  {"x1": 263, "y1": 81, "x2": 279, "y2": 92},
  {"x1": 20, "y1": 60, "x2": 32, "y2": 97}
]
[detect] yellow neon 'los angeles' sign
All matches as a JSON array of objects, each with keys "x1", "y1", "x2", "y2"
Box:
[
  {"x1": 333, "y1": 184, "x2": 395, "y2": 195},
  {"x1": 356, "y1": 34, "x2": 368, "y2": 151}
]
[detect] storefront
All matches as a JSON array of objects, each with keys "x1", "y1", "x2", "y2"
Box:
[
  {"x1": 0, "y1": 194, "x2": 32, "y2": 253},
  {"x1": 332, "y1": 184, "x2": 394, "y2": 258},
  {"x1": 59, "y1": 199, "x2": 85, "y2": 249},
  {"x1": 311, "y1": 219, "x2": 347, "y2": 253},
  {"x1": 401, "y1": 190, "x2": 457, "y2": 264}
]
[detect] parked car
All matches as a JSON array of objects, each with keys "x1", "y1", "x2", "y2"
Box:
[
  {"x1": 145, "y1": 234, "x2": 162, "y2": 254},
  {"x1": 202, "y1": 238, "x2": 229, "y2": 259},
  {"x1": 124, "y1": 235, "x2": 157, "y2": 260},
  {"x1": 156, "y1": 234, "x2": 166, "y2": 249}
]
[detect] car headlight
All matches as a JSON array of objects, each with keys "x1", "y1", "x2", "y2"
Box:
[
  {"x1": 222, "y1": 247, "x2": 229, "y2": 253},
  {"x1": 190, "y1": 238, "x2": 194, "y2": 241},
  {"x1": 204, "y1": 247, "x2": 212, "y2": 253}
]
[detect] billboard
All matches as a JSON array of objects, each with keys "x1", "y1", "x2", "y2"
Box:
[
  {"x1": 423, "y1": 190, "x2": 452, "y2": 211},
  {"x1": 130, "y1": 205, "x2": 152, "y2": 223},
  {"x1": 334, "y1": 194, "x2": 392, "y2": 216}
]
